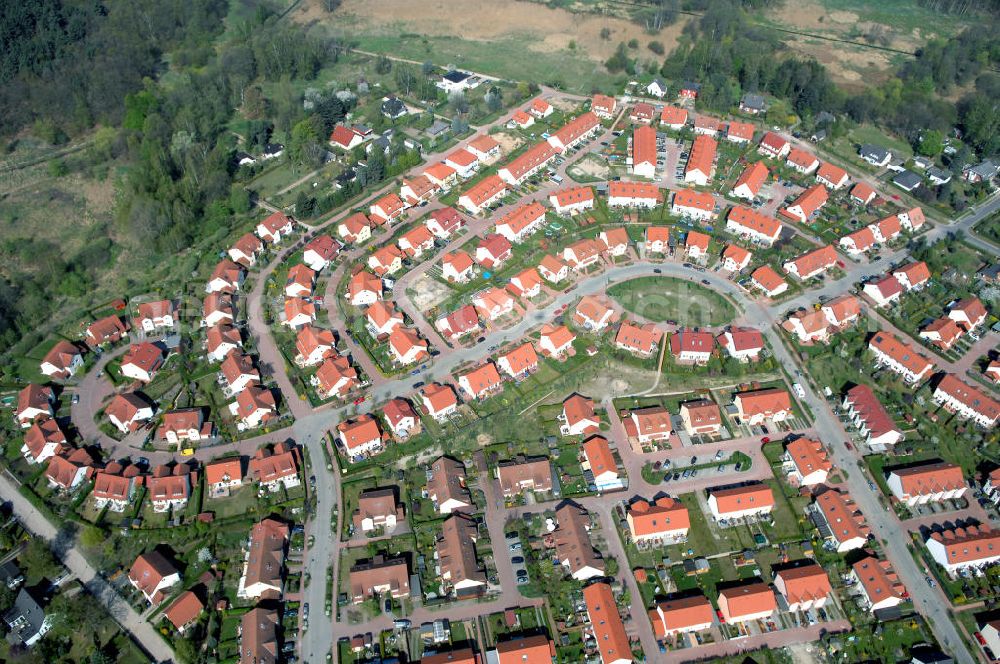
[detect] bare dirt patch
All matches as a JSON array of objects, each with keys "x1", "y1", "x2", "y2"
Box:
[
  {"x1": 548, "y1": 97, "x2": 579, "y2": 113},
  {"x1": 491, "y1": 131, "x2": 524, "y2": 156},
  {"x1": 568, "y1": 154, "x2": 611, "y2": 182},
  {"x1": 299, "y1": 0, "x2": 690, "y2": 63},
  {"x1": 409, "y1": 273, "x2": 452, "y2": 310}
]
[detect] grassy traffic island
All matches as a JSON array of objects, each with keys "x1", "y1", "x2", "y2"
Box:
[{"x1": 607, "y1": 277, "x2": 737, "y2": 326}]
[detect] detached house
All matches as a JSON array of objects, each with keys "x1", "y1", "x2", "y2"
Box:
[
  {"x1": 40, "y1": 341, "x2": 83, "y2": 379},
  {"x1": 16, "y1": 384, "x2": 54, "y2": 428},
  {"x1": 475, "y1": 233, "x2": 513, "y2": 270},
  {"x1": 388, "y1": 327, "x2": 429, "y2": 365},
  {"x1": 206, "y1": 259, "x2": 245, "y2": 294},
  {"x1": 733, "y1": 387, "x2": 791, "y2": 425},
  {"x1": 750, "y1": 265, "x2": 788, "y2": 298},
  {"x1": 458, "y1": 362, "x2": 503, "y2": 400},
  {"x1": 496, "y1": 342, "x2": 539, "y2": 380},
  {"x1": 626, "y1": 497, "x2": 690, "y2": 544},
  {"x1": 338, "y1": 415, "x2": 385, "y2": 458},
  {"x1": 441, "y1": 251, "x2": 475, "y2": 283},
  {"x1": 21, "y1": 419, "x2": 66, "y2": 465},
  {"x1": 559, "y1": 394, "x2": 600, "y2": 437},
  {"x1": 758, "y1": 132, "x2": 790, "y2": 159},
  {"x1": 783, "y1": 244, "x2": 837, "y2": 280},
  {"x1": 120, "y1": 343, "x2": 165, "y2": 383},
  {"x1": 781, "y1": 184, "x2": 828, "y2": 223},
  {"x1": 732, "y1": 161, "x2": 768, "y2": 200},
  {"x1": 249, "y1": 443, "x2": 300, "y2": 492},
  {"x1": 129, "y1": 552, "x2": 180, "y2": 605},
  {"x1": 718, "y1": 327, "x2": 764, "y2": 362},
  {"x1": 147, "y1": 466, "x2": 191, "y2": 512},
  {"x1": 427, "y1": 455, "x2": 471, "y2": 513},
  {"x1": 426, "y1": 207, "x2": 465, "y2": 239},
  {"x1": 136, "y1": 300, "x2": 175, "y2": 333},
  {"x1": 302, "y1": 234, "x2": 339, "y2": 272},
  {"x1": 256, "y1": 211, "x2": 294, "y2": 244},
  {"x1": 232, "y1": 384, "x2": 277, "y2": 429},
  {"x1": 669, "y1": 328, "x2": 713, "y2": 364},
  {"x1": 86, "y1": 315, "x2": 128, "y2": 347},
  {"x1": 312, "y1": 354, "x2": 357, "y2": 399},
  {"x1": 369, "y1": 193, "x2": 406, "y2": 225},
  {"x1": 106, "y1": 392, "x2": 155, "y2": 433},
  {"x1": 539, "y1": 324, "x2": 576, "y2": 358},
  {"x1": 721, "y1": 244, "x2": 752, "y2": 272},
  {"x1": 421, "y1": 384, "x2": 459, "y2": 423}
]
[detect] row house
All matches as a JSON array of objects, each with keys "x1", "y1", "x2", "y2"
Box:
[
  {"x1": 932, "y1": 373, "x2": 1000, "y2": 428},
  {"x1": 718, "y1": 583, "x2": 777, "y2": 624},
  {"x1": 813, "y1": 489, "x2": 869, "y2": 552},
  {"x1": 868, "y1": 332, "x2": 934, "y2": 384},
  {"x1": 626, "y1": 497, "x2": 690, "y2": 544},
  {"x1": 850, "y1": 557, "x2": 905, "y2": 614},
  {"x1": 670, "y1": 328, "x2": 713, "y2": 364},
  {"x1": 498, "y1": 142, "x2": 557, "y2": 186},
  {"x1": 671, "y1": 190, "x2": 715, "y2": 222},
  {"x1": 783, "y1": 244, "x2": 837, "y2": 280},
  {"x1": 717, "y1": 327, "x2": 763, "y2": 362},
  {"x1": 549, "y1": 186, "x2": 595, "y2": 216},
  {"x1": 926, "y1": 525, "x2": 1000, "y2": 577},
  {"x1": 685, "y1": 135, "x2": 717, "y2": 186},
  {"x1": 842, "y1": 384, "x2": 904, "y2": 449},
  {"x1": 546, "y1": 111, "x2": 600, "y2": 152},
  {"x1": 607, "y1": 181, "x2": 661, "y2": 208},
  {"x1": 582, "y1": 436, "x2": 622, "y2": 493},
  {"x1": 774, "y1": 564, "x2": 832, "y2": 613},
  {"x1": 554, "y1": 503, "x2": 605, "y2": 580},
  {"x1": 458, "y1": 175, "x2": 507, "y2": 215},
  {"x1": 887, "y1": 460, "x2": 966, "y2": 506},
  {"x1": 726, "y1": 206, "x2": 782, "y2": 245},
  {"x1": 494, "y1": 202, "x2": 547, "y2": 243}
]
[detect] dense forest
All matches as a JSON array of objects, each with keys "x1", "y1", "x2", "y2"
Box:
[{"x1": 657, "y1": 1, "x2": 1000, "y2": 158}]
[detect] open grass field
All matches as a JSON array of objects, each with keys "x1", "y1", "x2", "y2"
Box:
[
  {"x1": 291, "y1": 0, "x2": 692, "y2": 94},
  {"x1": 607, "y1": 276, "x2": 737, "y2": 326}
]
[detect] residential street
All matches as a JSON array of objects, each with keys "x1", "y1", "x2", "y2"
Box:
[{"x1": 0, "y1": 471, "x2": 176, "y2": 664}]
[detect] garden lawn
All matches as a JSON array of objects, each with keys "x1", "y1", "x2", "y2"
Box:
[{"x1": 607, "y1": 277, "x2": 736, "y2": 326}]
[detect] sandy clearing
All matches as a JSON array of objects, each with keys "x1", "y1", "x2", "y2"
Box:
[
  {"x1": 297, "y1": 0, "x2": 690, "y2": 63},
  {"x1": 409, "y1": 273, "x2": 452, "y2": 310},
  {"x1": 568, "y1": 154, "x2": 611, "y2": 181},
  {"x1": 491, "y1": 131, "x2": 524, "y2": 156}
]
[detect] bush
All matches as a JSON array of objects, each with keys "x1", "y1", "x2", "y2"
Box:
[{"x1": 648, "y1": 41, "x2": 665, "y2": 55}]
